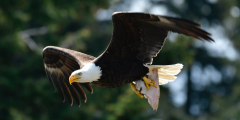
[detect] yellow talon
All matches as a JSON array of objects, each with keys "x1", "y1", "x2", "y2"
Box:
[
  {"x1": 130, "y1": 83, "x2": 143, "y2": 98},
  {"x1": 142, "y1": 76, "x2": 157, "y2": 89}
]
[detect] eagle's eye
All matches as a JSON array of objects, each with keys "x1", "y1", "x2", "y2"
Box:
[{"x1": 78, "y1": 72, "x2": 82, "y2": 76}]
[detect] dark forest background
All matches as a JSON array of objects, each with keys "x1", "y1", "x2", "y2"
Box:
[{"x1": 0, "y1": 0, "x2": 240, "y2": 120}]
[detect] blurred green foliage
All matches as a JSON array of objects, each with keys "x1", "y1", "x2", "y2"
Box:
[{"x1": 0, "y1": 0, "x2": 240, "y2": 120}]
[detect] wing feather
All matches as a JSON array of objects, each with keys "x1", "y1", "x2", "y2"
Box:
[
  {"x1": 72, "y1": 83, "x2": 87, "y2": 102},
  {"x1": 82, "y1": 83, "x2": 93, "y2": 94},
  {"x1": 59, "y1": 79, "x2": 73, "y2": 105},
  {"x1": 96, "y1": 12, "x2": 214, "y2": 65},
  {"x1": 67, "y1": 83, "x2": 81, "y2": 106},
  {"x1": 51, "y1": 72, "x2": 65, "y2": 102},
  {"x1": 45, "y1": 68, "x2": 55, "y2": 91},
  {"x1": 60, "y1": 69, "x2": 81, "y2": 106}
]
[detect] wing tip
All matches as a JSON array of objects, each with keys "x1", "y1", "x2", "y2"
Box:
[
  {"x1": 198, "y1": 35, "x2": 214, "y2": 42},
  {"x1": 151, "y1": 15, "x2": 215, "y2": 42},
  {"x1": 112, "y1": 11, "x2": 123, "y2": 16}
]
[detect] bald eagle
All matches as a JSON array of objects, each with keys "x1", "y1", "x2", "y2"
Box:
[{"x1": 42, "y1": 12, "x2": 213, "y2": 108}]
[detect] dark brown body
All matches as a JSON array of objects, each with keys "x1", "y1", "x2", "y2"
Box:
[{"x1": 93, "y1": 57, "x2": 149, "y2": 88}]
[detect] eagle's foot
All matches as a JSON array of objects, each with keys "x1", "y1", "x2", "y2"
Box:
[
  {"x1": 143, "y1": 76, "x2": 157, "y2": 89},
  {"x1": 130, "y1": 82, "x2": 143, "y2": 98}
]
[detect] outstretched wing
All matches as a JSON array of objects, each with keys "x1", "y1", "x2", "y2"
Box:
[
  {"x1": 96, "y1": 12, "x2": 214, "y2": 65},
  {"x1": 42, "y1": 46, "x2": 95, "y2": 106}
]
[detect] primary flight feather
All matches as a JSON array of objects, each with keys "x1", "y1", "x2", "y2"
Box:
[{"x1": 42, "y1": 12, "x2": 214, "y2": 108}]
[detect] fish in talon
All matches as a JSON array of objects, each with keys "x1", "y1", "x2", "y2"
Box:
[{"x1": 135, "y1": 64, "x2": 183, "y2": 110}]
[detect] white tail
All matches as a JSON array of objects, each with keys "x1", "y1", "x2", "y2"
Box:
[{"x1": 145, "y1": 63, "x2": 183, "y2": 85}]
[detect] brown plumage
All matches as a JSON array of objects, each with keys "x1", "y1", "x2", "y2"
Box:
[{"x1": 42, "y1": 12, "x2": 214, "y2": 106}]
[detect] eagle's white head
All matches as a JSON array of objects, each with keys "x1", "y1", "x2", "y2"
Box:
[{"x1": 69, "y1": 63, "x2": 102, "y2": 84}]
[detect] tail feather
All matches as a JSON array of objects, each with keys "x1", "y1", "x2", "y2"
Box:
[
  {"x1": 158, "y1": 63, "x2": 183, "y2": 75},
  {"x1": 158, "y1": 78, "x2": 173, "y2": 85},
  {"x1": 145, "y1": 63, "x2": 183, "y2": 85},
  {"x1": 158, "y1": 70, "x2": 181, "y2": 75},
  {"x1": 158, "y1": 73, "x2": 177, "y2": 81}
]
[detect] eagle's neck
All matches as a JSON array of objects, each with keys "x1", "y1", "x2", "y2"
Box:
[{"x1": 76, "y1": 63, "x2": 102, "y2": 83}]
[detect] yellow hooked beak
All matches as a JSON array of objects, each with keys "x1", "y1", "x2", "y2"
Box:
[{"x1": 69, "y1": 75, "x2": 81, "y2": 85}]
